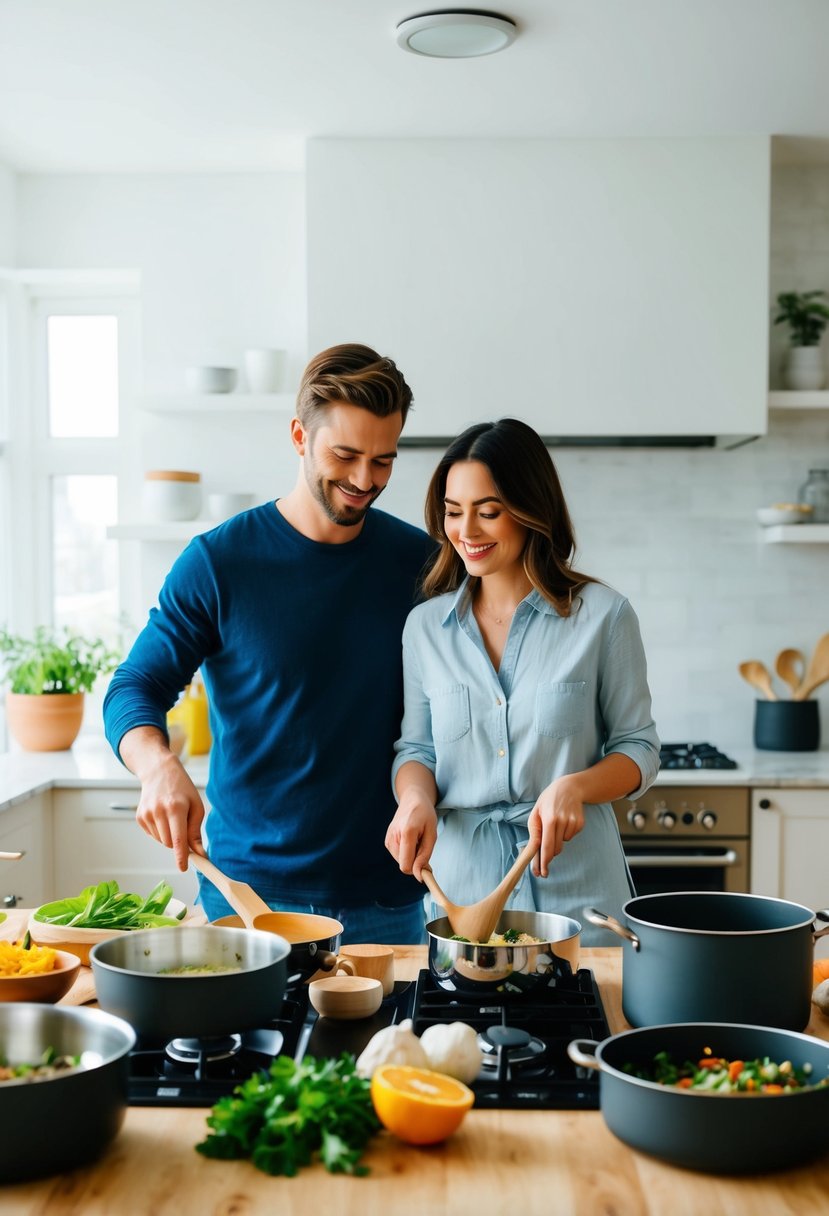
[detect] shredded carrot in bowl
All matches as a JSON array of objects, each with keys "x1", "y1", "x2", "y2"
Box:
[{"x1": 0, "y1": 940, "x2": 58, "y2": 977}]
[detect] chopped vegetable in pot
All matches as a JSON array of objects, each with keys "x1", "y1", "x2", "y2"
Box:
[
  {"x1": 0, "y1": 1046, "x2": 81, "y2": 1083},
  {"x1": 623, "y1": 1049, "x2": 829, "y2": 1093},
  {"x1": 448, "y1": 929, "x2": 543, "y2": 945}
]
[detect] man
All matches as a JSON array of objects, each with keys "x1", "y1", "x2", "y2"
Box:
[{"x1": 103, "y1": 344, "x2": 435, "y2": 943}]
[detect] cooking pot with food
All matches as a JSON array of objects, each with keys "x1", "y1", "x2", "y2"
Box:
[
  {"x1": 568, "y1": 1022, "x2": 829, "y2": 1174},
  {"x1": 585, "y1": 892, "x2": 829, "y2": 1030},
  {"x1": 211, "y1": 911, "x2": 345, "y2": 982},
  {"x1": 90, "y1": 925, "x2": 290, "y2": 1040},
  {"x1": 427, "y1": 909, "x2": 580, "y2": 996}
]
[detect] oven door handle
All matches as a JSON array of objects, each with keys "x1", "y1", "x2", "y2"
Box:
[{"x1": 625, "y1": 849, "x2": 740, "y2": 868}]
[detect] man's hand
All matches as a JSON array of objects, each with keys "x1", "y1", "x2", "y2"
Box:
[
  {"x1": 120, "y1": 726, "x2": 207, "y2": 871},
  {"x1": 527, "y1": 775, "x2": 586, "y2": 878},
  {"x1": 385, "y1": 790, "x2": 438, "y2": 882}
]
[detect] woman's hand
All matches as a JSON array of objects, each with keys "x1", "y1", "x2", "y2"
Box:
[
  {"x1": 385, "y1": 789, "x2": 438, "y2": 882},
  {"x1": 527, "y1": 775, "x2": 586, "y2": 878}
]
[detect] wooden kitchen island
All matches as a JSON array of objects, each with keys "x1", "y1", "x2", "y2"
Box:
[{"x1": 1, "y1": 909, "x2": 828, "y2": 1216}]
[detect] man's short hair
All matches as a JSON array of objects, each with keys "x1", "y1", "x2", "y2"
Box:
[{"x1": 296, "y1": 343, "x2": 413, "y2": 432}]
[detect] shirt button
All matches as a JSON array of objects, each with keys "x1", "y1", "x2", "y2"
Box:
[
  {"x1": 498, "y1": 749, "x2": 505, "y2": 757},
  {"x1": 495, "y1": 698, "x2": 502, "y2": 705}
]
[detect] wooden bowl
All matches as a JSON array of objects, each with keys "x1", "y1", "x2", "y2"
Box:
[
  {"x1": 308, "y1": 975, "x2": 383, "y2": 1020},
  {"x1": 0, "y1": 949, "x2": 81, "y2": 1003},
  {"x1": 28, "y1": 899, "x2": 189, "y2": 966}
]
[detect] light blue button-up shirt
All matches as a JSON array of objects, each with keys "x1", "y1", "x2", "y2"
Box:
[{"x1": 392, "y1": 579, "x2": 660, "y2": 944}]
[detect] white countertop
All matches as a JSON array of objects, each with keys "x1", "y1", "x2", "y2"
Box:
[{"x1": 1, "y1": 738, "x2": 829, "y2": 815}]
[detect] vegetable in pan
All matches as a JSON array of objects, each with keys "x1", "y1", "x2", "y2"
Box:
[
  {"x1": 623, "y1": 1048, "x2": 829, "y2": 1093},
  {"x1": 33, "y1": 880, "x2": 185, "y2": 930},
  {"x1": 450, "y1": 928, "x2": 542, "y2": 945},
  {"x1": 0, "y1": 1046, "x2": 81, "y2": 1084}
]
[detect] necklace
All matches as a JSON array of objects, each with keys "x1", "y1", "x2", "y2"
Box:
[{"x1": 475, "y1": 598, "x2": 517, "y2": 626}]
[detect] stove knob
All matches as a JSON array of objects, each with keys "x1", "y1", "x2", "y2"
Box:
[
  {"x1": 656, "y1": 809, "x2": 677, "y2": 830},
  {"x1": 627, "y1": 807, "x2": 647, "y2": 831},
  {"x1": 697, "y1": 807, "x2": 717, "y2": 830}
]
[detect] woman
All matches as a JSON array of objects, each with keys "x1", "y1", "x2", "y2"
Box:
[{"x1": 385, "y1": 419, "x2": 660, "y2": 946}]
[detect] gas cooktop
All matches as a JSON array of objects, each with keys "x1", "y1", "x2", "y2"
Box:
[
  {"x1": 659, "y1": 742, "x2": 738, "y2": 770},
  {"x1": 126, "y1": 968, "x2": 609, "y2": 1111}
]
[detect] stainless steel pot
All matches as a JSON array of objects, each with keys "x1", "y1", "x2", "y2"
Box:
[
  {"x1": 0, "y1": 1003, "x2": 136, "y2": 1183},
  {"x1": 568, "y1": 1022, "x2": 829, "y2": 1174},
  {"x1": 427, "y1": 909, "x2": 580, "y2": 996},
  {"x1": 586, "y1": 892, "x2": 829, "y2": 1030},
  {"x1": 90, "y1": 925, "x2": 290, "y2": 1040}
]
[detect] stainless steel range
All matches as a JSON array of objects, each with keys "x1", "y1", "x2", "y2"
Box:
[{"x1": 613, "y1": 743, "x2": 750, "y2": 896}]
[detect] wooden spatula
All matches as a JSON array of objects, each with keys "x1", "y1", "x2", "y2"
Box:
[
  {"x1": 775, "y1": 648, "x2": 805, "y2": 695},
  {"x1": 188, "y1": 851, "x2": 272, "y2": 928},
  {"x1": 421, "y1": 839, "x2": 538, "y2": 943},
  {"x1": 738, "y1": 659, "x2": 778, "y2": 701},
  {"x1": 794, "y1": 632, "x2": 829, "y2": 701}
]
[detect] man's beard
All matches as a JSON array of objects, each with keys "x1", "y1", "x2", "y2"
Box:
[{"x1": 308, "y1": 472, "x2": 383, "y2": 527}]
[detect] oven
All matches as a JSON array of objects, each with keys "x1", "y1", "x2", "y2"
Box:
[{"x1": 613, "y1": 785, "x2": 751, "y2": 897}]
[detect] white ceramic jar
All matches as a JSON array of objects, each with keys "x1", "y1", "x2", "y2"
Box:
[
  {"x1": 243, "y1": 348, "x2": 285, "y2": 394},
  {"x1": 143, "y1": 470, "x2": 202, "y2": 521}
]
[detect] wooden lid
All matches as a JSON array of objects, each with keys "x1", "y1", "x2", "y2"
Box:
[{"x1": 144, "y1": 470, "x2": 201, "y2": 482}]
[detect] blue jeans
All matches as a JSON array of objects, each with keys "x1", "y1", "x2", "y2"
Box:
[{"x1": 196, "y1": 877, "x2": 426, "y2": 945}]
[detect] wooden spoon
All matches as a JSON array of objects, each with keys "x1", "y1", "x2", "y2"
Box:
[
  {"x1": 737, "y1": 659, "x2": 778, "y2": 701},
  {"x1": 794, "y1": 632, "x2": 829, "y2": 701},
  {"x1": 775, "y1": 648, "x2": 806, "y2": 695},
  {"x1": 421, "y1": 839, "x2": 538, "y2": 943},
  {"x1": 188, "y1": 851, "x2": 272, "y2": 928}
]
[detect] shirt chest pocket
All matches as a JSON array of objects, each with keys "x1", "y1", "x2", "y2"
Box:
[
  {"x1": 427, "y1": 683, "x2": 471, "y2": 743},
  {"x1": 534, "y1": 681, "x2": 587, "y2": 739}
]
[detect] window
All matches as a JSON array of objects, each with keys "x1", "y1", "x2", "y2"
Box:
[{"x1": 47, "y1": 315, "x2": 119, "y2": 438}]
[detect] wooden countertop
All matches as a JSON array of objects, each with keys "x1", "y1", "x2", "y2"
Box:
[{"x1": 2, "y1": 909, "x2": 829, "y2": 1216}]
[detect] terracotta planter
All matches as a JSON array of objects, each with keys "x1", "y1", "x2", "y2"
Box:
[{"x1": 5, "y1": 691, "x2": 85, "y2": 751}]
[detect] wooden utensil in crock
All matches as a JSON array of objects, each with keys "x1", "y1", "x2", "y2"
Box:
[
  {"x1": 775, "y1": 647, "x2": 805, "y2": 695},
  {"x1": 794, "y1": 632, "x2": 829, "y2": 700},
  {"x1": 737, "y1": 659, "x2": 778, "y2": 701}
]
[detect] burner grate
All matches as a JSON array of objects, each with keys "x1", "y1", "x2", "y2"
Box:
[{"x1": 659, "y1": 742, "x2": 738, "y2": 770}]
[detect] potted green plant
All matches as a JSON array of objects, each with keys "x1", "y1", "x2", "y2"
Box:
[
  {"x1": 0, "y1": 626, "x2": 120, "y2": 751},
  {"x1": 774, "y1": 290, "x2": 829, "y2": 390}
]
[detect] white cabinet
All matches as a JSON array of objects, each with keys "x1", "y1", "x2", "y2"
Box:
[
  {"x1": 0, "y1": 794, "x2": 52, "y2": 909},
  {"x1": 51, "y1": 788, "x2": 199, "y2": 908},
  {"x1": 752, "y1": 788, "x2": 829, "y2": 959}
]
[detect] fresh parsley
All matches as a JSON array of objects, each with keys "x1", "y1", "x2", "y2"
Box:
[{"x1": 195, "y1": 1053, "x2": 380, "y2": 1177}]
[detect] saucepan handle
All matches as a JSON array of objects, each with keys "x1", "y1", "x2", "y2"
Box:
[
  {"x1": 813, "y1": 909, "x2": 829, "y2": 942},
  {"x1": 583, "y1": 906, "x2": 641, "y2": 951},
  {"x1": 567, "y1": 1038, "x2": 600, "y2": 1072}
]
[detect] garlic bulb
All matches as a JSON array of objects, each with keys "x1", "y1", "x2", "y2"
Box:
[
  {"x1": 813, "y1": 979, "x2": 829, "y2": 1017},
  {"x1": 420, "y1": 1021, "x2": 482, "y2": 1084},
  {"x1": 355, "y1": 1019, "x2": 429, "y2": 1078}
]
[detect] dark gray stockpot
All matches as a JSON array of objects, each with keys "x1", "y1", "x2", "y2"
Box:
[
  {"x1": 427, "y1": 909, "x2": 581, "y2": 996},
  {"x1": 586, "y1": 892, "x2": 829, "y2": 1030},
  {"x1": 567, "y1": 1022, "x2": 829, "y2": 1174},
  {"x1": 0, "y1": 1003, "x2": 135, "y2": 1183},
  {"x1": 90, "y1": 925, "x2": 290, "y2": 1040}
]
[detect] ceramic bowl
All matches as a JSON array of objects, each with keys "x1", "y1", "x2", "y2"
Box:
[
  {"x1": 308, "y1": 975, "x2": 383, "y2": 1020},
  {"x1": 756, "y1": 504, "x2": 812, "y2": 526},
  {"x1": 185, "y1": 365, "x2": 237, "y2": 394},
  {"x1": 207, "y1": 491, "x2": 256, "y2": 519},
  {"x1": 0, "y1": 948, "x2": 81, "y2": 1003},
  {"x1": 142, "y1": 471, "x2": 202, "y2": 522},
  {"x1": 28, "y1": 899, "x2": 189, "y2": 967}
]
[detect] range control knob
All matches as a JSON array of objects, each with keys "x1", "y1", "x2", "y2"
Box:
[
  {"x1": 627, "y1": 807, "x2": 647, "y2": 831},
  {"x1": 697, "y1": 807, "x2": 717, "y2": 830},
  {"x1": 657, "y1": 809, "x2": 677, "y2": 830}
]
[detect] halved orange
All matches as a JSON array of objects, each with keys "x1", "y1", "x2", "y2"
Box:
[{"x1": 371, "y1": 1064, "x2": 475, "y2": 1145}]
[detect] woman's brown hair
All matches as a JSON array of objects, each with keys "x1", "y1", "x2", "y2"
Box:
[{"x1": 422, "y1": 418, "x2": 595, "y2": 615}]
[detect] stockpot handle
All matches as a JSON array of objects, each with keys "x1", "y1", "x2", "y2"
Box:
[
  {"x1": 814, "y1": 909, "x2": 829, "y2": 942},
  {"x1": 584, "y1": 907, "x2": 641, "y2": 951},
  {"x1": 567, "y1": 1039, "x2": 600, "y2": 1072}
]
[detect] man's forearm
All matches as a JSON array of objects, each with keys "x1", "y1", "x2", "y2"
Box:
[{"x1": 118, "y1": 725, "x2": 174, "y2": 781}]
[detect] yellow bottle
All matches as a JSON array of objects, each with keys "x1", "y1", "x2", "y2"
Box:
[{"x1": 167, "y1": 683, "x2": 212, "y2": 755}]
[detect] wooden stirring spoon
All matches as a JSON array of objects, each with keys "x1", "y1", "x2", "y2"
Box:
[
  {"x1": 794, "y1": 632, "x2": 829, "y2": 701},
  {"x1": 421, "y1": 839, "x2": 538, "y2": 943},
  {"x1": 188, "y1": 851, "x2": 272, "y2": 928},
  {"x1": 775, "y1": 648, "x2": 806, "y2": 696},
  {"x1": 738, "y1": 659, "x2": 778, "y2": 701}
]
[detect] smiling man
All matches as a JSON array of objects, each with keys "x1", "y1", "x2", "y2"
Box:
[{"x1": 103, "y1": 344, "x2": 435, "y2": 943}]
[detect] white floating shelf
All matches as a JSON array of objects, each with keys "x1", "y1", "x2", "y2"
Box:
[
  {"x1": 768, "y1": 390, "x2": 829, "y2": 409},
  {"x1": 107, "y1": 521, "x2": 215, "y2": 541},
  {"x1": 759, "y1": 524, "x2": 829, "y2": 544},
  {"x1": 138, "y1": 392, "x2": 295, "y2": 414}
]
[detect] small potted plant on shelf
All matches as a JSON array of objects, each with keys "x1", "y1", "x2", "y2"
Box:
[
  {"x1": 0, "y1": 626, "x2": 120, "y2": 751},
  {"x1": 774, "y1": 290, "x2": 829, "y2": 390}
]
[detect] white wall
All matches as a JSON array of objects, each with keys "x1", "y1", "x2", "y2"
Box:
[
  {"x1": 11, "y1": 155, "x2": 829, "y2": 753},
  {"x1": 0, "y1": 164, "x2": 15, "y2": 264},
  {"x1": 307, "y1": 138, "x2": 769, "y2": 439}
]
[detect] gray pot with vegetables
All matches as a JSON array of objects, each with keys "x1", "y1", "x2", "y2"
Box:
[
  {"x1": 567, "y1": 1022, "x2": 829, "y2": 1174},
  {"x1": 90, "y1": 925, "x2": 290, "y2": 1040},
  {"x1": 0, "y1": 1003, "x2": 135, "y2": 1183},
  {"x1": 585, "y1": 892, "x2": 829, "y2": 1030},
  {"x1": 427, "y1": 910, "x2": 580, "y2": 996}
]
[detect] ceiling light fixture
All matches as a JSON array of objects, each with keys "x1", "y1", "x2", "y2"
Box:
[{"x1": 396, "y1": 10, "x2": 517, "y2": 59}]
